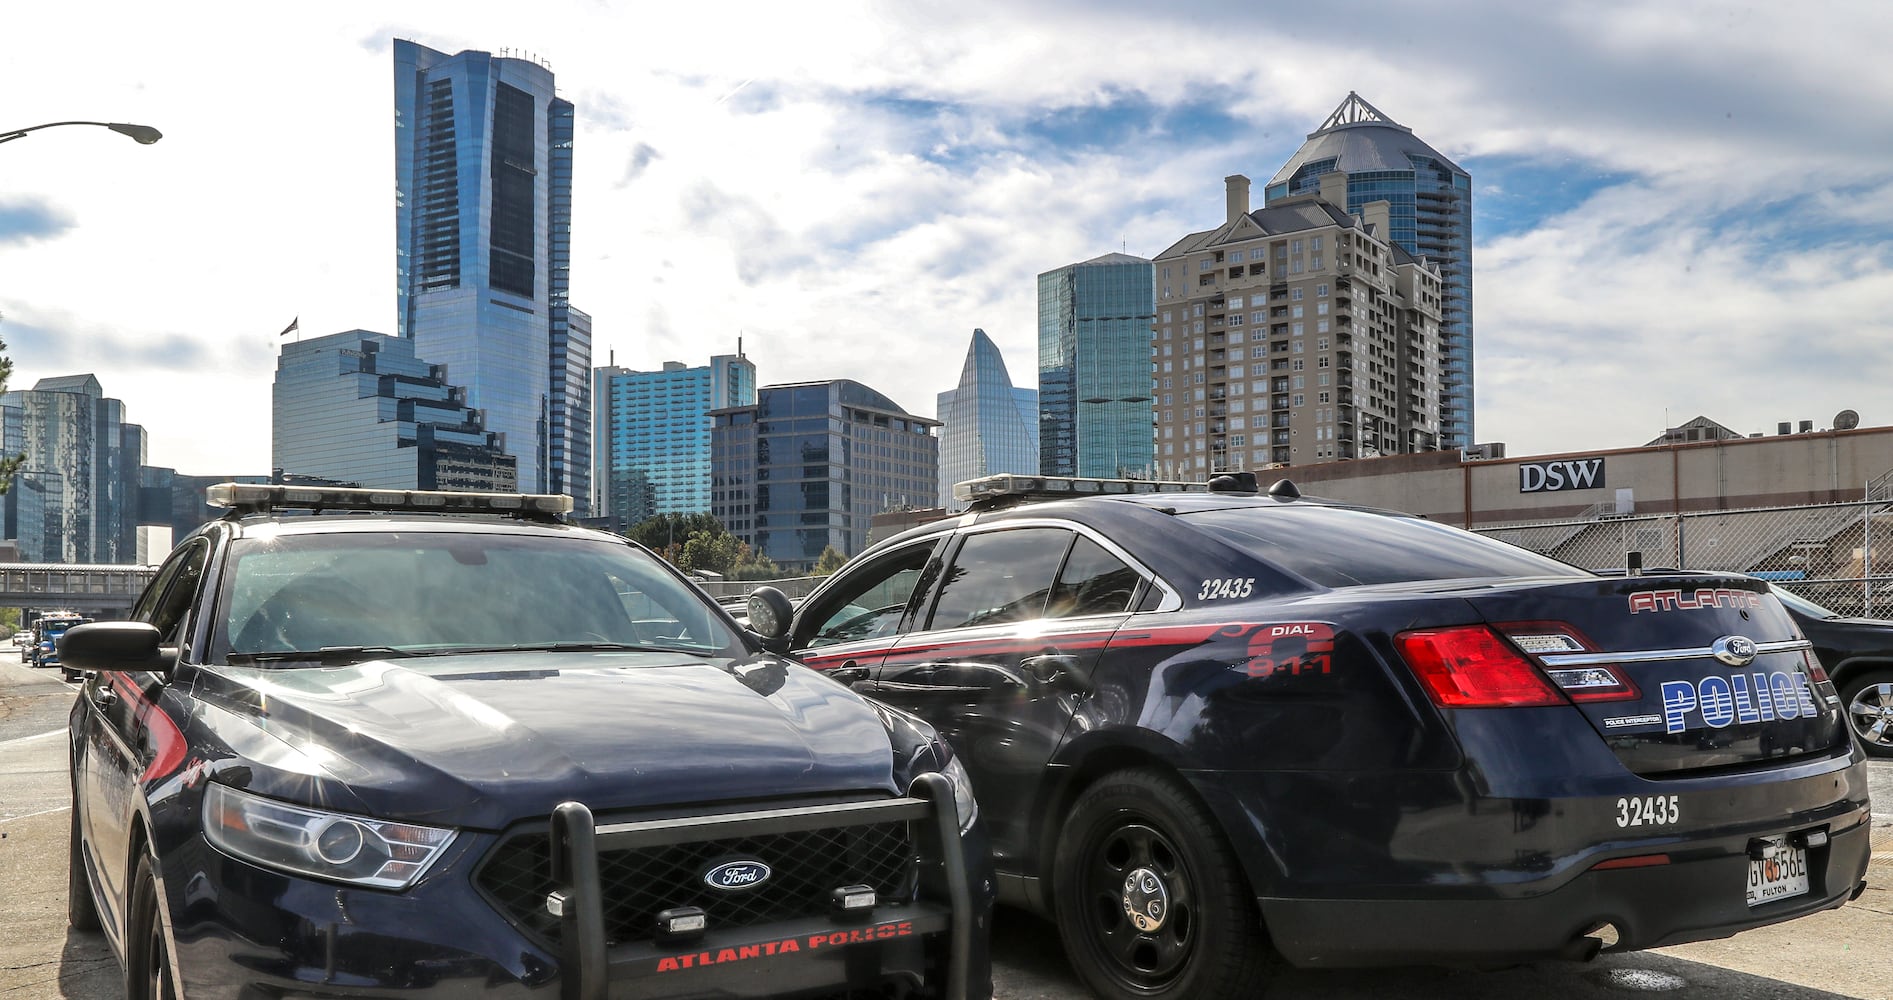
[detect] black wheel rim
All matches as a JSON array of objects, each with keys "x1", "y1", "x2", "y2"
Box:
[{"x1": 1077, "y1": 818, "x2": 1197, "y2": 991}]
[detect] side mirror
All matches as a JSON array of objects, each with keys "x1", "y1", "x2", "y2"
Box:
[
  {"x1": 59, "y1": 622, "x2": 175, "y2": 674},
  {"x1": 744, "y1": 587, "x2": 795, "y2": 642}
]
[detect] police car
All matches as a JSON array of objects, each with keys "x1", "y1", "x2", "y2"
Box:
[
  {"x1": 743, "y1": 473, "x2": 1873, "y2": 1000},
  {"x1": 63, "y1": 484, "x2": 990, "y2": 1000}
]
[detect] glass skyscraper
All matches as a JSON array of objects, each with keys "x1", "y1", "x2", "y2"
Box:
[
  {"x1": 711, "y1": 381, "x2": 938, "y2": 571},
  {"x1": 272, "y1": 330, "x2": 517, "y2": 491},
  {"x1": 394, "y1": 40, "x2": 591, "y2": 510},
  {"x1": 936, "y1": 329, "x2": 1037, "y2": 508},
  {"x1": 593, "y1": 346, "x2": 757, "y2": 533},
  {"x1": 0, "y1": 374, "x2": 146, "y2": 563},
  {"x1": 1037, "y1": 253, "x2": 1156, "y2": 478},
  {"x1": 1266, "y1": 92, "x2": 1473, "y2": 450}
]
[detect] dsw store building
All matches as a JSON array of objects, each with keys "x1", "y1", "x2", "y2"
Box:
[{"x1": 1280, "y1": 425, "x2": 1893, "y2": 615}]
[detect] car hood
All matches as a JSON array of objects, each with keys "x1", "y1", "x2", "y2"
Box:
[{"x1": 189, "y1": 651, "x2": 903, "y2": 829}]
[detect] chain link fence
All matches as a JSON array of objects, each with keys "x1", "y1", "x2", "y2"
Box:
[{"x1": 1476, "y1": 498, "x2": 1893, "y2": 617}]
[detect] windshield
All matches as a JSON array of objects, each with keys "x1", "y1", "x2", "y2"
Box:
[{"x1": 209, "y1": 529, "x2": 740, "y2": 664}]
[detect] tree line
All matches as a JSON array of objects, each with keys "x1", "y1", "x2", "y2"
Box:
[{"x1": 623, "y1": 513, "x2": 846, "y2": 578}]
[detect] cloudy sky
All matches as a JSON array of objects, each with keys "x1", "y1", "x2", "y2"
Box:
[{"x1": 3, "y1": 1, "x2": 1891, "y2": 475}]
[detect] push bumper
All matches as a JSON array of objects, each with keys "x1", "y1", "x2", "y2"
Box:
[{"x1": 549, "y1": 771, "x2": 983, "y2": 1000}]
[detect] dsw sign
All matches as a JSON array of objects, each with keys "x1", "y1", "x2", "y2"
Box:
[{"x1": 1519, "y1": 458, "x2": 1605, "y2": 493}]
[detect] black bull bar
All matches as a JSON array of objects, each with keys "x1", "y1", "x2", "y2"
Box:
[{"x1": 547, "y1": 772, "x2": 973, "y2": 1000}]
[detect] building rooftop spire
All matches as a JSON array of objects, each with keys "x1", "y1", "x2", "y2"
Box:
[{"x1": 1313, "y1": 91, "x2": 1410, "y2": 136}]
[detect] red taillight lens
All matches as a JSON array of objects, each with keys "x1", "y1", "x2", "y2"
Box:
[
  {"x1": 1801, "y1": 649, "x2": 1832, "y2": 685},
  {"x1": 1396, "y1": 626, "x2": 1568, "y2": 708}
]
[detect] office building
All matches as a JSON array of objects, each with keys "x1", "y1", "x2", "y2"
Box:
[
  {"x1": 1151, "y1": 174, "x2": 1443, "y2": 473},
  {"x1": 394, "y1": 39, "x2": 591, "y2": 510},
  {"x1": 1038, "y1": 253, "x2": 1155, "y2": 478},
  {"x1": 936, "y1": 329, "x2": 1038, "y2": 508},
  {"x1": 711, "y1": 381, "x2": 938, "y2": 571},
  {"x1": 1266, "y1": 92, "x2": 1472, "y2": 449},
  {"x1": 0, "y1": 375, "x2": 146, "y2": 563},
  {"x1": 272, "y1": 330, "x2": 517, "y2": 491},
  {"x1": 593, "y1": 345, "x2": 757, "y2": 532}
]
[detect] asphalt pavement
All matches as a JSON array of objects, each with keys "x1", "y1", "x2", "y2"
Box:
[{"x1": 3, "y1": 648, "x2": 1889, "y2": 999}]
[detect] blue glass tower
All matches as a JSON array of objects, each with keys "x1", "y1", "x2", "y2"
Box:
[
  {"x1": 272, "y1": 330, "x2": 517, "y2": 492},
  {"x1": 0, "y1": 375, "x2": 146, "y2": 563},
  {"x1": 394, "y1": 40, "x2": 591, "y2": 510},
  {"x1": 711, "y1": 381, "x2": 938, "y2": 570},
  {"x1": 1037, "y1": 253, "x2": 1156, "y2": 478},
  {"x1": 593, "y1": 345, "x2": 757, "y2": 532},
  {"x1": 1266, "y1": 92, "x2": 1473, "y2": 450},
  {"x1": 936, "y1": 329, "x2": 1038, "y2": 507}
]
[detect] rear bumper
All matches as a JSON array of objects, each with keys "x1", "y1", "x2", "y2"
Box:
[{"x1": 1261, "y1": 812, "x2": 1870, "y2": 966}]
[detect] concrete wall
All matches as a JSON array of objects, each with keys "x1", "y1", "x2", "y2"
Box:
[{"x1": 1271, "y1": 426, "x2": 1893, "y2": 528}]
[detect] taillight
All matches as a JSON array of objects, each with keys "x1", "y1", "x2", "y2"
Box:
[
  {"x1": 1801, "y1": 649, "x2": 1832, "y2": 685},
  {"x1": 1497, "y1": 622, "x2": 1640, "y2": 703},
  {"x1": 1395, "y1": 626, "x2": 1567, "y2": 708}
]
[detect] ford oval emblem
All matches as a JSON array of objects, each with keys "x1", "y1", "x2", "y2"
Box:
[
  {"x1": 1711, "y1": 635, "x2": 1758, "y2": 667},
  {"x1": 703, "y1": 859, "x2": 772, "y2": 891}
]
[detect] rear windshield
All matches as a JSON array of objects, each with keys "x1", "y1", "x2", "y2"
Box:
[{"x1": 1182, "y1": 505, "x2": 1590, "y2": 588}]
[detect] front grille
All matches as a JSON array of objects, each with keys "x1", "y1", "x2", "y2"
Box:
[{"x1": 477, "y1": 819, "x2": 917, "y2": 946}]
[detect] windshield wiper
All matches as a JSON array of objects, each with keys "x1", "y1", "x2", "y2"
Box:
[
  {"x1": 427, "y1": 641, "x2": 691, "y2": 655},
  {"x1": 226, "y1": 646, "x2": 422, "y2": 666}
]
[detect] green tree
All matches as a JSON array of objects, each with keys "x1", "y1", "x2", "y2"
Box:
[
  {"x1": 731, "y1": 548, "x2": 782, "y2": 581},
  {"x1": 0, "y1": 331, "x2": 21, "y2": 489},
  {"x1": 625, "y1": 513, "x2": 725, "y2": 565},
  {"x1": 813, "y1": 545, "x2": 848, "y2": 576},
  {"x1": 679, "y1": 529, "x2": 741, "y2": 577}
]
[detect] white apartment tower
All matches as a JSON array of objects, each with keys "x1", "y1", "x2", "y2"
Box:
[{"x1": 1150, "y1": 173, "x2": 1445, "y2": 474}]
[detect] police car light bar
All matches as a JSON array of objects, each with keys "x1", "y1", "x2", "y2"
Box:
[
  {"x1": 205, "y1": 483, "x2": 574, "y2": 518},
  {"x1": 952, "y1": 474, "x2": 1207, "y2": 505}
]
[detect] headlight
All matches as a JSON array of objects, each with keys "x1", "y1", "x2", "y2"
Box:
[
  {"x1": 203, "y1": 783, "x2": 456, "y2": 890},
  {"x1": 936, "y1": 751, "x2": 979, "y2": 834}
]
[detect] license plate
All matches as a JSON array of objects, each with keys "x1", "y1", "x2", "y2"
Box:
[{"x1": 1745, "y1": 837, "x2": 1809, "y2": 906}]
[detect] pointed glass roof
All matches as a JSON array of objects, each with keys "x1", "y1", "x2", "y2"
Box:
[{"x1": 1267, "y1": 92, "x2": 1464, "y2": 187}]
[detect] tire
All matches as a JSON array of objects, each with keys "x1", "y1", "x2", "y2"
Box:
[
  {"x1": 126, "y1": 851, "x2": 177, "y2": 1000},
  {"x1": 1051, "y1": 768, "x2": 1275, "y2": 1000},
  {"x1": 1839, "y1": 669, "x2": 1893, "y2": 759},
  {"x1": 67, "y1": 800, "x2": 100, "y2": 932}
]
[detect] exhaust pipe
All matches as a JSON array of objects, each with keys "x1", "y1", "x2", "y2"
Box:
[{"x1": 1565, "y1": 921, "x2": 1620, "y2": 962}]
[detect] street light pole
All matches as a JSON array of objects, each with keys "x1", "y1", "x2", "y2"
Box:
[{"x1": 0, "y1": 121, "x2": 163, "y2": 145}]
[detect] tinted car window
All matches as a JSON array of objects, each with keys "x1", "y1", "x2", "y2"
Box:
[
  {"x1": 803, "y1": 542, "x2": 936, "y2": 649},
  {"x1": 146, "y1": 540, "x2": 210, "y2": 644},
  {"x1": 1048, "y1": 536, "x2": 1141, "y2": 618},
  {"x1": 926, "y1": 528, "x2": 1071, "y2": 630},
  {"x1": 1184, "y1": 505, "x2": 1589, "y2": 588},
  {"x1": 211, "y1": 530, "x2": 737, "y2": 660}
]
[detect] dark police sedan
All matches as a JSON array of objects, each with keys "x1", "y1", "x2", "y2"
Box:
[
  {"x1": 749, "y1": 474, "x2": 1874, "y2": 1000},
  {"x1": 64, "y1": 484, "x2": 990, "y2": 1000}
]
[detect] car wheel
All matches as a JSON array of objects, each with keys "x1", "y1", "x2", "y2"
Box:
[
  {"x1": 1839, "y1": 670, "x2": 1893, "y2": 758},
  {"x1": 1052, "y1": 768, "x2": 1275, "y2": 1000},
  {"x1": 126, "y1": 851, "x2": 176, "y2": 1000},
  {"x1": 67, "y1": 799, "x2": 100, "y2": 932}
]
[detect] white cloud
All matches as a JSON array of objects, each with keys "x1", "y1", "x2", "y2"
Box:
[{"x1": 0, "y1": 0, "x2": 1890, "y2": 478}]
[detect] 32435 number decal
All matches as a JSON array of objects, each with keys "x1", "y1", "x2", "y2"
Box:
[
  {"x1": 1615, "y1": 795, "x2": 1680, "y2": 828},
  {"x1": 1197, "y1": 578, "x2": 1254, "y2": 600}
]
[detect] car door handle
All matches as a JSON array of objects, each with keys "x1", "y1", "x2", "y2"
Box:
[
  {"x1": 1022, "y1": 652, "x2": 1092, "y2": 692},
  {"x1": 830, "y1": 661, "x2": 871, "y2": 686},
  {"x1": 93, "y1": 687, "x2": 118, "y2": 709}
]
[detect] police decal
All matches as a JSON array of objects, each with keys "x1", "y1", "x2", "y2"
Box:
[{"x1": 1659, "y1": 671, "x2": 1820, "y2": 733}]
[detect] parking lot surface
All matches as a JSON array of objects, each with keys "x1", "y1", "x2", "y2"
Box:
[{"x1": 4, "y1": 649, "x2": 1889, "y2": 999}]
